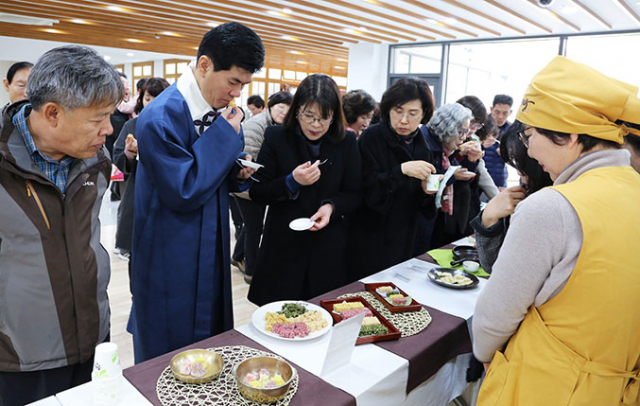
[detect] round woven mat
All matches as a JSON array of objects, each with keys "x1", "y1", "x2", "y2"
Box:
[
  {"x1": 156, "y1": 345, "x2": 299, "y2": 406},
  {"x1": 337, "y1": 291, "x2": 432, "y2": 337}
]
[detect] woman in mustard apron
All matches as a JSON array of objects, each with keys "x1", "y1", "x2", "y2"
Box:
[{"x1": 473, "y1": 56, "x2": 640, "y2": 405}]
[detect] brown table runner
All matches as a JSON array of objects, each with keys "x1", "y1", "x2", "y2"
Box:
[
  {"x1": 123, "y1": 329, "x2": 356, "y2": 406},
  {"x1": 309, "y1": 281, "x2": 472, "y2": 394}
]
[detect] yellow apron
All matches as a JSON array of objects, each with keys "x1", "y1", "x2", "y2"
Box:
[{"x1": 478, "y1": 166, "x2": 640, "y2": 406}]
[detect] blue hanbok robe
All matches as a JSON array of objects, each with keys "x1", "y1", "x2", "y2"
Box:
[{"x1": 130, "y1": 84, "x2": 247, "y2": 363}]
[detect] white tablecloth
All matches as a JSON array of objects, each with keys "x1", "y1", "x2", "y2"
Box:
[{"x1": 26, "y1": 396, "x2": 61, "y2": 406}]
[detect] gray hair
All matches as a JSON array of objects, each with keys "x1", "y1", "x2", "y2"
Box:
[
  {"x1": 27, "y1": 45, "x2": 124, "y2": 111},
  {"x1": 427, "y1": 103, "x2": 473, "y2": 145}
]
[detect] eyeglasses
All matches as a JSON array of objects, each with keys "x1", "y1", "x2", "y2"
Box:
[
  {"x1": 390, "y1": 108, "x2": 422, "y2": 122},
  {"x1": 470, "y1": 120, "x2": 484, "y2": 130},
  {"x1": 298, "y1": 112, "x2": 333, "y2": 126},
  {"x1": 518, "y1": 126, "x2": 533, "y2": 148},
  {"x1": 458, "y1": 127, "x2": 470, "y2": 137}
]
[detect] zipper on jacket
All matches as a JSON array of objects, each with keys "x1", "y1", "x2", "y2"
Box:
[{"x1": 26, "y1": 180, "x2": 51, "y2": 230}]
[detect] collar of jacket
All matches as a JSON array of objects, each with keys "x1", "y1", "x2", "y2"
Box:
[{"x1": 380, "y1": 120, "x2": 426, "y2": 151}]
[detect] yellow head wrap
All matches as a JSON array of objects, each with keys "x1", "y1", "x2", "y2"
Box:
[{"x1": 516, "y1": 56, "x2": 640, "y2": 144}]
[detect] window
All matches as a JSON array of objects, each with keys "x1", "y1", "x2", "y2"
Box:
[
  {"x1": 392, "y1": 45, "x2": 442, "y2": 74},
  {"x1": 164, "y1": 59, "x2": 191, "y2": 85},
  {"x1": 132, "y1": 61, "x2": 154, "y2": 91},
  {"x1": 113, "y1": 64, "x2": 124, "y2": 73}
]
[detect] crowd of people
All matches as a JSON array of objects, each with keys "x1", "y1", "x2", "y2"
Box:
[{"x1": 1, "y1": 21, "x2": 640, "y2": 406}]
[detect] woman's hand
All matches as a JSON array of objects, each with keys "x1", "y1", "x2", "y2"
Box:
[
  {"x1": 460, "y1": 141, "x2": 484, "y2": 162},
  {"x1": 309, "y1": 203, "x2": 333, "y2": 231},
  {"x1": 237, "y1": 154, "x2": 257, "y2": 180},
  {"x1": 481, "y1": 186, "x2": 526, "y2": 228},
  {"x1": 124, "y1": 134, "x2": 138, "y2": 160},
  {"x1": 401, "y1": 160, "x2": 436, "y2": 181},
  {"x1": 421, "y1": 175, "x2": 444, "y2": 195},
  {"x1": 453, "y1": 167, "x2": 476, "y2": 181},
  {"x1": 293, "y1": 160, "x2": 321, "y2": 185}
]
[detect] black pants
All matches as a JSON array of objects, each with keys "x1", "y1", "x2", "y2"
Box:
[
  {"x1": 0, "y1": 334, "x2": 109, "y2": 406},
  {"x1": 234, "y1": 198, "x2": 266, "y2": 278}
]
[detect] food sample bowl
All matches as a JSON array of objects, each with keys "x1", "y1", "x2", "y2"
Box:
[
  {"x1": 170, "y1": 349, "x2": 224, "y2": 384},
  {"x1": 463, "y1": 260, "x2": 480, "y2": 272},
  {"x1": 233, "y1": 356, "x2": 296, "y2": 403}
]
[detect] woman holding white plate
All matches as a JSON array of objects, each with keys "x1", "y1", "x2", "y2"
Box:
[{"x1": 248, "y1": 74, "x2": 361, "y2": 306}]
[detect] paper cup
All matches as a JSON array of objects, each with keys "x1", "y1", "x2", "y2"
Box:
[
  {"x1": 92, "y1": 342, "x2": 123, "y2": 405},
  {"x1": 426, "y1": 175, "x2": 441, "y2": 192}
]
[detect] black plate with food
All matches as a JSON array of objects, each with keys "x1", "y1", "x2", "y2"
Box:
[
  {"x1": 427, "y1": 267, "x2": 479, "y2": 290},
  {"x1": 452, "y1": 245, "x2": 479, "y2": 262}
]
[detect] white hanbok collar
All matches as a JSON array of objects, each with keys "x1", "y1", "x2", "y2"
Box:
[{"x1": 176, "y1": 61, "x2": 216, "y2": 122}]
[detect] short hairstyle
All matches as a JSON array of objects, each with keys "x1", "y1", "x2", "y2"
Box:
[
  {"x1": 247, "y1": 94, "x2": 265, "y2": 109},
  {"x1": 625, "y1": 133, "x2": 640, "y2": 154},
  {"x1": 535, "y1": 127, "x2": 620, "y2": 152},
  {"x1": 380, "y1": 77, "x2": 434, "y2": 125},
  {"x1": 197, "y1": 22, "x2": 265, "y2": 73},
  {"x1": 428, "y1": 103, "x2": 473, "y2": 146},
  {"x1": 283, "y1": 74, "x2": 346, "y2": 143},
  {"x1": 500, "y1": 121, "x2": 552, "y2": 195},
  {"x1": 493, "y1": 94, "x2": 513, "y2": 107},
  {"x1": 267, "y1": 91, "x2": 293, "y2": 108},
  {"x1": 27, "y1": 45, "x2": 124, "y2": 111},
  {"x1": 342, "y1": 90, "x2": 376, "y2": 125},
  {"x1": 135, "y1": 77, "x2": 170, "y2": 114},
  {"x1": 476, "y1": 115, "x2": 498, "y2": 142},
  {"x1": 6, "y1": 61, "x2": 33, "y2": 83},
  {"x1": 136, "y1": 77, "x2": 148, "y2": 93},
  {"x1": 457, "y1": 95, "x2": 487, "y2": 124}
]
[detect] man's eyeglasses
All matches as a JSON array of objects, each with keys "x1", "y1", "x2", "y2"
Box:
[
  {"x1": 518, "y1": 126, "x2": 533, "y2": 148},
  {"x1": 298, "y1": 112, "x2": 333, "y2": 126}
]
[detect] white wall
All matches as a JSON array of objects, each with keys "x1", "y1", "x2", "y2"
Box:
[
  {"x1": 0, "y1": 60, "x2": 17, "y2": 107},
  {"x1": 347, "y1": 42, "x2": 390, "y2": 101}
]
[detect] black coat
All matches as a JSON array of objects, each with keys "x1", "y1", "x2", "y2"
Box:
[
  {"x1": 348, "y1": 122, "x2": 436, "y2": 281},
  {"x1": 113, "y1": 118, "x2": 138, "y2": 252},
  {"x1": 248, "y1": 126, "x2": 362, "y2": 306}
]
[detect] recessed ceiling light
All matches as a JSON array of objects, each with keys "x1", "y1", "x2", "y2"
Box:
[
  {"x1": 334, "y1": 66, "x2": 346, "y2": 70},
  {"x1": 281, "y1": 35, "x2": 298, "y2": 41},
  {"x1": 444, "y1": 17, "x2": 457, "y2": 24},
  {"x1": 268, "y1": 10, "x2": 287, "y2": 17},
  {"x1": 126, "y1": 52, "x2": 134, "y2": 57},
  {"x1": 359, "y1": 26, "x2": 368, "y2": 31},
  {"x1": 426, "y1": 18, "x2": 438, "y2": 24},
  {"x1": 296, "y1": 60, "x2": 308, "y2": 64},
  {"x1": 70, "y1": 19, "x2": 87, "y2": 24},
  {"x1": 43, "y1": 28, "x2": 64, "y2": 34},
  {"x1": 289, "y1": 50, "x2": 305, "y2": 55},
  {"x1": 162, "y1": 31, "x2": 180, "y2": 37},
  {"x1": 127, "y1": 38, "x2": 143, "y2": 43},
  {"x1": 103, "y1": 55, "x2": 111, "y2": 61},
  {"x1": 282, "y1": 8, "x2": 293, "y2": 13},
  {"x1": 337, "y1": 58, "x2": 348, "y2": 62},
  {"x1": 107, "y1": 5, "x2": 125, "y2": 12},
  {"x1": 207, "y1": 22, "x2": 218, "y2": 27}
]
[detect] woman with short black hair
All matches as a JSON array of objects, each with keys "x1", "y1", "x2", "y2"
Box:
[
  {"x1": 247, "y1": 74, "x2": 361, "y2": 305},
  {"x1": 348, "y1": 77, "x2": 438, "y2": 280},
  {"x1": 342, "y1": 89, "x2": 376, "y2": 136}
]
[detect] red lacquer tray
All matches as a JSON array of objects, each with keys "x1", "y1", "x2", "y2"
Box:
[
  {"x1": 364, "y1": 282, "x2": 423, "y2": 313},
  {"x1": 319, "y1": 296, "x2": 401, "y2": 345}
]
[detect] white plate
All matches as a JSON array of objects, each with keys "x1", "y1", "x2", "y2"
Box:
[
  {"x1": 251, "y1": 301, "x2": 333, "y2": 341},
  {"x1": 289, "y1": 218, "x2": 314, "y2": 231},
  {"x1": 237, "y1": 159, "x2": 264, "y2": 169}
]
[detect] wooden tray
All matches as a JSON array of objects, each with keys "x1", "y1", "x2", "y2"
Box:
[
  {"x1": 364, "y1": 282, "x2": 423, "y2": 313},
  {"x1": 319, "y1": 296, "x2": 401, "y2": 345}
]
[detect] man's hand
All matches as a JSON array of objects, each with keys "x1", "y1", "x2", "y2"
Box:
[
  {"x1": 237, "y1": 154, "x2": 257, "y2": 180},
  {"x1": 401, "y1": 160, "x2": 436, "y2": 181},
  {"x1": 221, "y1": 106, "x2": 244, "y2": 134},
  {"x1": 309, "y1": 203, "x2": 333, "y2": 231},
  {"x1": 481, "y1": 186, "x2": 526, "y2": 228},
  {"x1": 124, "y1": 134, "x2": 138, "y2": 161},
  {"x1": 293, "y1": 160, "x2": 321, "y2": 186},
  {"x1": 453, "y1": 167, "x2": 476, "y2": 181}
]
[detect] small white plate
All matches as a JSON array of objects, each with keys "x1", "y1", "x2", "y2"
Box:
[
  {"x1": 237, "y1": 159, "x2": 264, "y2": 169},
  {"x1": 463, "y1": 171, "x2": 476, "y2": 176},
  {"x1": 289, "y1": 218, "x2": 314, "y2": 231},
  {"x1": 251, "y1": 301, "x2": 333, "y2": 341}
]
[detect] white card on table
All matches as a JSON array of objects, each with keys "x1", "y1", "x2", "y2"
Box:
[{"x1": 320, "y1": 313, "x2": 363, "y2": 376}]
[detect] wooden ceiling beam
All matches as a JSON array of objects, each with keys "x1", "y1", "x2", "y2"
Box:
[
  {"x1": 525, "y1": 0, "x2": 580, "y2": 31},
  {"x1": 402, "y1": 0, "x2": 500, "y2": 36},
  {"x1": 568, "y1": 0, "x2": 612, "y2": 29},
  {"x1": 485, "y1": 0, "x2": 552, "y2": 33},
  {"x1": 615, "y1": 0, "x2": 640, "y2": 24},
  {"x1": 439, "y1": 0, "x2": 527, "y2": 35}
]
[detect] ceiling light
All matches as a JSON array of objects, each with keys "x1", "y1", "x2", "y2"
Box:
[
  {"x1": 127, "y1": 38, "x2": 144, "y2": 43},
  {"x1": 161, "y1": 31, "x2": 180, "y2": 37},
  {"x1": 43, "y1": 28, "x2": 64, "y2": 34},
  {"x1": 268, "y1": 10, "x2": 287, "y2": 17},
  {"x1": 296, "y1": 61, "x2": 308, "y2": 64},
  {"x1": 70, "y1": 19, "x2": 87, "y2": 24},
  {"x1": 126, "y1": 52, "x2": 134, "y2": 57},
  {"x1": 426, "y1": 18, "x2": 438, "y2": 24},
  {"x1": 103, "y1": 55, "x2": 111, "y2": 61},
  {"x1": 334, "y1": 66, "x2": 346, "y2": 70},
  {"x1": 0, "y1": 12, "x2": 57, "y2": 26},
  {"x1": 337, "y1": 58, "x2": 348, "y2": 62},
  {"x1": 207, "y1": 22, "x2": 218, "y2": 27},
  {"x1": 282, "y1": 8, "x2": 293, "y2": 13},
  {"x1": 281, "y1": 35, "x2": 299, "y2": 41},
  {"x1": 444, "y1": 17, "x2": 457, "y2": 24},
  {"x1": 289, "y1": 50, "x2": 305, "y2": 55},
  {"x1": 359, "y1": 26, "x2": 368, "y2": 31},
  {"x1": 107, "y1": 5, "x2": 126, "y2": 12}
]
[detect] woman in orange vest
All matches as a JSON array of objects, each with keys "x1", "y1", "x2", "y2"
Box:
[{"x1": 473, "y1": 56, "x2": 640, "y2": 405}]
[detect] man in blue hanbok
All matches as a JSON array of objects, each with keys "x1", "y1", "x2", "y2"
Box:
[{"x1": 130, "y1": 22, "x2": 265, "y2": 363}]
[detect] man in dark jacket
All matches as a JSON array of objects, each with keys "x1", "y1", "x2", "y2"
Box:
[{"x1": 0, "y1": 45, "x2": 123, "y2": 406}]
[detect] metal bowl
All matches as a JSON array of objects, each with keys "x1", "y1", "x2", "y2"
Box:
[
  {"x1": 233, "y1": 356, "x2": 296, "y2": 403},
  {"x1": 170, "y1": 349, "x2": 224, "y2": 384}
]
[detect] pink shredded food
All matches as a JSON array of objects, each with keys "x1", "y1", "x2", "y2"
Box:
[
  {"x1": 272, "y1": 322, "x2": 310, "y2": 338},
  {"x1": 340, "y1": 308, "x2": 373, "y2": 320}
]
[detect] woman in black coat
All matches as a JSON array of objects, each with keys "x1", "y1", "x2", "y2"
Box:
[
  {"x1": 248, "y1": 74, "x2": 361, "y2": 306},
  {"x1": 348, "y1": 77, "x2": 438, "y2": 281}
]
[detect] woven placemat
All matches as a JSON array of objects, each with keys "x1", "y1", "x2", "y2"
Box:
[
  {"x1": 156, "y1": 345, "x2": 299, "y2": 406},
  {"x1": 337, "y1": 292, "x2": 432, "y2": 337}
]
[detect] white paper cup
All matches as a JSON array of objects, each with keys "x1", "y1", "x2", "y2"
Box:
[
  {"x1": 92, "y1": 342, "x2": 123, "y2": 405},
  {"x1": 426, "y1": 175, "x2": 441, "y2": 192}
]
